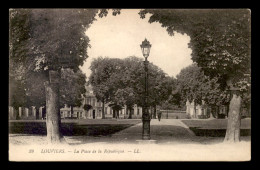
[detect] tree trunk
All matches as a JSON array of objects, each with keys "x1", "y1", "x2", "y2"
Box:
[
  {"x1": 215, "y1": 106, "x2": 218, "y2": 119},
  {"x1": 194, "y1": 101, "x2": 197, "y2": 118},
  {"x1": 42, "y1": 106, "x2": 46, "y2": 119},
  {"x1": 45, "y1": 81, "x2": 64, "y2": 144},
  {"x1": 209, "y1": 106, "x2": 216, "y2": 119},
  {"x1": 209, "y1": 110, "x2": 215, "y2": 119},
  {"x1": 14, "y1": 106, "x2": 19, "y2": 120},
  {"x1": 117, "y1": 110, "x2": 119, "y2": 119},
  {"x1": 224, "y1": 93, "x2": 242, "y2": 143},
  {"x1": 114, "y1": 110, "x2": 118, "y2": 119},
  {"x1": 70, "y1": 105, "x2": 74, "y2": 118},
  {"x1": 35, "y1": 106, "x2": 39, "y2": 120},
  {"x1": 13, "y1": 107, "x2": 17, "y2": 120},
  {"x1": 248, "y1": 103, "x2": 251, "y2": 117},
  {"x1": 128, "y1": 107, "x2": 132, "y2": 119},
  {"x1": 102, "y1": 100, "x2": 105, "y2": 119},
  {"x1": 153, "y1": 105, "x2": 156, "y2": 119},
  {"x1": 226, "y1": 103, "x2": 230, "y2": 117}
]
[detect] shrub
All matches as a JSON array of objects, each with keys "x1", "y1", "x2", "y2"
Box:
[{"x1": 218, "y1": 114, "x2": 226, "y2": 119}]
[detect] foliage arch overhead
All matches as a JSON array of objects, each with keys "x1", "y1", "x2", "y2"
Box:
[
  {"x1": 9, "y1": 9, "x2": 120, "y2": 110},
  {"x1": 10, "y1": 9, "x2": 99, "y2": 73},
  {"x1": 138, "y1": 9, "x2": 251, "y2": 143},
  {"x1": 9, "y1": 8, "x2": 122, "y2": 142},
  {"x1": 10, "y1": 9, "x2": 121, "y2": 74},
  {"x1": 139, "y1": 9, "x2": 251, "y2": 90}
]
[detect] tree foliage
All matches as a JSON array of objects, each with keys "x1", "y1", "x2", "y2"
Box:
[
  {"x1": 89, "y1": 56, "x2": 174, "y2": 110},
  {"x1": 83, "y1": 104, "x2": 92, "y2": 111},
  {"x1": 9, "y1": 9, "x2": 116, "y2": 109},
  {"x1": 176, "y1": 63, "x2": 230, "y2": 106},
  {"x1": 60, "y1": 68, "x2": 87, "y2": 108},
  {"x1": 139, "y1": 9, "x2": 251, "y2": 92},
  {"x1": 9, "y1": 76, "x2": 27, "y2": 110},
  {"x1": 9, "y1": 9, "x2": 99, "y2": 73},
  {"x1": 89, "y1": 57, "x2": 123, "y2": 104},
  {"x1": 24, "y1": 70, "x2": 47, "y2": 108},
  {"x1": 9, "y1": 8, "x2": 121, "y2": 73}
]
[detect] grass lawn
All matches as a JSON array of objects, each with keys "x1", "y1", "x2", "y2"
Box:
[
  {"x1": 181, "y1": 118, "x2": 251, "y2": 137},
  {"x1": 9, "y1": 119, "x2": 141, "y2": 136}
]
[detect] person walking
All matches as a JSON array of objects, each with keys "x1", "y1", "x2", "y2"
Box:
[{"x1": 157, "y1": 109, "x2": 162, "y2": 121}]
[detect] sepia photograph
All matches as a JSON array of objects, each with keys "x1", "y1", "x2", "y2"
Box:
[{"x1": 9, "y1": 8, "x2": 251, "y2": 162}]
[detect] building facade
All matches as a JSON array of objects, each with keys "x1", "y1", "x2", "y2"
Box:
[
  {"x1": 59, "y1": 87, "x2": 143, "y2": 119},
  {"x1": 9, "y1": 86, "x2": 145, "y2": 120},
  {"x1": 186, "y1": 99, "x2": 229, "y2": 119}
]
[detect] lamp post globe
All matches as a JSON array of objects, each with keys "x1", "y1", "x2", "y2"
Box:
[
  {"x1": 140, "y1": 38, "x2": 152, "y2": 140},
  {"x1": 140, "y1": 38, "x2": 152, "y2": 58}
]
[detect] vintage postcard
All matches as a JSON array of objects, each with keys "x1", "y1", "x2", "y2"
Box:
[{"x1": 9, "y1": 8, "x2": 251, "y2": 161}]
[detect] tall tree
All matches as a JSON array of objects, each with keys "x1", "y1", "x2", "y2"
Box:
[
  {"x1": 60, "y1": 68, "x2": 86, "y2": 118},
  {"x1": 89, "y1": 56, "x2": 172, "y2": 119},
  {"x1": 139, "y1": 9, "x2": 251, "y2": 142},
  {"x1": 148, "y1": 66, "x2": 174, "y2": 118},
  {"x1": 24, "y1": 70, "x2": 47, "y2": 119},
  {"x1": 89, "y1": 57, "x2": 123, "y2": 118},
  {"x1": 112, "y1": 57, "x2": 144, "y2": 119},
  {"x1": 9, "y1": 75, "x2": 27, "y2": 119},
  {"x1": 9, "y1": 9, "x2": 100, "y2": 144},
  {"x1": 176, "y1": 63, "x2": 230, "y2": 118}
]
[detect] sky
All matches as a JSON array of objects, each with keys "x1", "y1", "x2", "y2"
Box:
[{"x1": 80, "y1": 9, "x2": 193, "y2": 79}]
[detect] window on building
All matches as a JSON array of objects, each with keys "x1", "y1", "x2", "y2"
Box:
[{"x1": 137, "y1": 109, "x2": 139, "y2": 115}]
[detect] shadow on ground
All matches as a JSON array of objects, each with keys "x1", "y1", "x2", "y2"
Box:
[
  {"x1": 9, "y1": 119, "x2": 251, "y2": 146},
  {"x1": 189, "y1": 128, "x2": 251, "y2": 137},
  {"x1": 9, "y1": 122, "x2": 137, "y2": 137}
]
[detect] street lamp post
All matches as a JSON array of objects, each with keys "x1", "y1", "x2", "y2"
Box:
[{"x1": 140, "y1": 38, "x2": 152, "y2": 140}]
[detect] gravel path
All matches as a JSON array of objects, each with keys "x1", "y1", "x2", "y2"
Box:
[
  {"x1": 9, "y1": 119, "x2": 250, "y2": 145},
  {"x1": 110, "y1": 119, "x2": 198, "y2": 144},
  {"x1": 9, "y1": 119, "x2": 251, "y2": 161}
]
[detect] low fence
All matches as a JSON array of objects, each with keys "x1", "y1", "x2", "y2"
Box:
[
  {"x1": 160, "y1": 110, "x2": 186, "y2": 119},
  {"x1": 9, "y1": 106, "x2": 187, "y2": 120}
]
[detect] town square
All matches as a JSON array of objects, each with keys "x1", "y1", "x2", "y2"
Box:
[{"x1": 9, "y1": 9, "x2": 251, "y2": 161}]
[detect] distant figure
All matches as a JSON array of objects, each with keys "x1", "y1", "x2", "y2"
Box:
[
  {"x1": 93, "y1": 110, "x2": 95, "y2": 119},
  {"x1": 157, "y1": 110, "x2": 162, "y2": 121}
]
